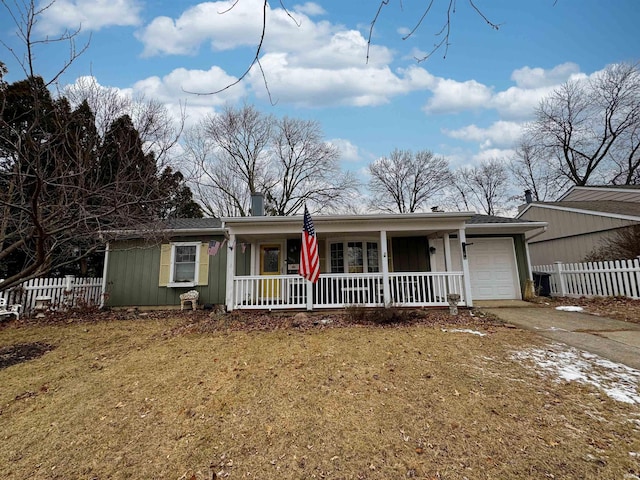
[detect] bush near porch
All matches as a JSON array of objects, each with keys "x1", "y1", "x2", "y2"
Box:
[{"x1": 0, "y1": 311, "x2": 638, "y2": 479}]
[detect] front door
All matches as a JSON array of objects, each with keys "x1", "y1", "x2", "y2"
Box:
[{"x1": 260, "y1": 244, "x2": 281, "y2": 299}]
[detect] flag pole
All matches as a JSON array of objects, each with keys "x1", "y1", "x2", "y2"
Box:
[{"x1": 299, "y1": 204, "x2": 319, "y2": 310}]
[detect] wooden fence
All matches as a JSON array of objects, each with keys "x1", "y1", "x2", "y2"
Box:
[
  {"x1": 532, "y1": 259, "x2": 640, "y2": 299},
  {"x1": 0, "y1": 276, "x2": 104, "y2": 315}
]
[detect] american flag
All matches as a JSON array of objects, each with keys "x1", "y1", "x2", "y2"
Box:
[{"x1": 299, "y1": 206, "x2": 320, "y2": 283}]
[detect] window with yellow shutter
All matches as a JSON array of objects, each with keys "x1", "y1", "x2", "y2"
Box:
[{"x1": 158, "y1": 241, "x2": 209, "y2": 287}]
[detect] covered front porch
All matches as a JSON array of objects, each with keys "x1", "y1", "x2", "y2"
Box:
[{"x1": 222, "y1": 212, "x2": 475, "y2": 311}]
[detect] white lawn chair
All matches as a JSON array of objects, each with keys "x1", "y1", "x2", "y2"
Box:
[{"x1": 0, "y1": 298, "x2": 21, "y2": 320}]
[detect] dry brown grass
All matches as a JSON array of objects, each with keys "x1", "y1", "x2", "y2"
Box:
[{"x1": 1, "y1": 313, "x2": 639, "y2": 479}]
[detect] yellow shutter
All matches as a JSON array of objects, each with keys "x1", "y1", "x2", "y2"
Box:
[
  {"x1": 198, "y1": 243, "x2": 209, "y2": 286},
  {"x1": 158, "y1": 244, "x2": 171, "y2": 286}
]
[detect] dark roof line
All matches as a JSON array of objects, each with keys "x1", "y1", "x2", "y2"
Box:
[{"x1": 466, "y1": 214, "x2": 536, "y2": 224}]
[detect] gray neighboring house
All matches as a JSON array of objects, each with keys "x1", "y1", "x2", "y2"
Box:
[{"x1": 516, "y1": 185, "x2": 640, "y2": 265}]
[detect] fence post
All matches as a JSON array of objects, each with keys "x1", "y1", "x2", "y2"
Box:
[
  {"x1": 64, "y1": 275, "x2": 75, "y2": 292},
  {"x1": 554, "y1": 261, "x2": 567, "y2": 297},
  {"x1": 64, "y1": 275, "x2": 75, "y2": 309}
]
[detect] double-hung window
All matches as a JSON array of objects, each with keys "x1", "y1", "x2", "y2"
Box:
[
  {"x1": 170, "y1": 242, "x2": 200, "y2": 286},
  {"x1": 159, "y1": 241, "x2": 209, "y2": 288},
  {"x1": 171, "y1": 244, "x2": 198, "y2": 283}
]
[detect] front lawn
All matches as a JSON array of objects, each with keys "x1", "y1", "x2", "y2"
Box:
[{"x1": 1, "y1": 311, "x2": 638, "y2": 479}]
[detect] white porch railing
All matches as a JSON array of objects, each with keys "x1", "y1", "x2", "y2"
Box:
[
  {"x1": 0, "y1": 276, "x2": 104, "y2": 314},
  {"x1": 315, "y1": 273, "x2": 385, "y2": 308},
  {"x1": 232, "y1": 272, "x2": 466, "y2": 310},
  {"x1": 233, "y1": 275, "x2": 308, "y2": 309},
  {"x1": 533, "y1": 259, "x2": 640, "y2": 299},
  {"x1": 389, "y1": 272, "x2": 466, "y2": 307}
]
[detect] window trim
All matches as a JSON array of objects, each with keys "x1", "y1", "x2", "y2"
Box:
[
  {"x1": 328, "y1": 238, "x2": 380, "y2": 274},
  {"x1": 168, "y1": 241, "x2": 201, "y2": 287}
]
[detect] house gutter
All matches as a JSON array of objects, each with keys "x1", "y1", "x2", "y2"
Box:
[
  {"x1": 102, "y1": 227, "x2": 226, "y2": 238},
  {"x1": 526, "y1": 225, "x2": 548, "y2": 242},
  {"x1": 222, "y1": 211, "x2": 476, "y2": 225}
]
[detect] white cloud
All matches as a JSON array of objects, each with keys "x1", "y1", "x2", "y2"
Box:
[
  {"x1": 420, "y1": 63, "x2": 590, "y2": 120},
  {"x1": 249, "y1": 55, "x2": 430, "y2": 107},
  {"x1": 63, "y1": 73, "x2": 235, "y2": 133},
  {"x1": 404, "y1": 47, "x2": 428, "y2": 61},
  {"x1": 511, "y1": 62, "x2": 580, "y2": 89},
  {"x1": 283, "y1": 30, "x2": 392, "y2": 69},
  {"x1": 424, "y1": 78, "x2": 493, "y2": 114},
  {"x1": 37, "y1": 0, "x2": 141, "y2": 34},
  {"x1": 490, "y1": 85, "x2": 557, "y2": 120},
  {"x1": 328, "y1": 138, "x2": 361, "y2": 162},
  {"x1": 137, "y1": 1, "x2": 262, "y2": 56},
  {"x1": 292, "y1": 2, "x2": 326, "y2": 16},
  {"x1": 137, "y1": 0, "x2": 339, "y2": 57},
  {"x1": 471, "y1": 148, "x2": 515, "y2": 163},
  {"x1": 132, "y1": 66, "x2": 245, "y2": 105},
  {"x1": 443, "y1": 121, "x2": 524, "y2": 149}
]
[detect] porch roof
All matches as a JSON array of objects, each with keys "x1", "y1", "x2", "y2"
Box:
[{"x1": 222, "y1": 211, "x2": 475, "y2": 237}]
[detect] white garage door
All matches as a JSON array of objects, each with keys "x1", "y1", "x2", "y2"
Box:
[{"x1": 467, "y1": 238, "x2": 520, "y2": 300}]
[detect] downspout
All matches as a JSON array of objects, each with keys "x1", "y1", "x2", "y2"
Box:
[
  {"x1": 380, "y1": 230, "x2": 390, "y2": 306},
  {"x1": 100, "y1": 242, "x2": 110, "y2": 309},
  {"x1": 225, "y1": 231, "x2": 236, "y2": 312},
  {"x1": 524, "y1": 226, "x2": 548, "y2": 281},
  {"x1": 458, "y1": 228, "x2": 473, "y2": 308}
]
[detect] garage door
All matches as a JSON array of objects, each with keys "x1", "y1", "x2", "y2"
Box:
[{"x1": 467, "y1": 238, "x2": 520, "y2": 300}]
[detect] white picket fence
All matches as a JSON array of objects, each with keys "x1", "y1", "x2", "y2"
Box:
[
  {"x1": 0, "y1": 276, "x2": 104, "y2": 315},
  {"x1": 532, "y1": 259, "x2": 640, "y2": 299}
]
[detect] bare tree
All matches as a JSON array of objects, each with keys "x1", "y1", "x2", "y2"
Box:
[
  {"x1": 508, "y1": 138, "x2": 566, "y2": 202},
  {"x1": 183, "y1": 104, "x2": 272, "y2": 217},
  {"x1": 0, "y1": 0, "x2": 90, "y2": 86},
  {"x1": 182, "y1": 104, "x2": 359, "y2": 217},
  {"x1": 368, "y1": 0, "x2": 500, "y2": 63},
  {"x1": 267, "y1": 116, "x2": 358, "y2": 215},
  {"x1": 64, "y1": 76, "x2": 185, "y2": 170},
  {"x1": 584, "y1": 225, "x2": 640, "y2": 261},
  {"x1": 368, "y1": 149, "x2": 452, "y2": 213},
  {"x1": 0, "y1": 1, "x2": 185, "y2": 290},
  {"x1": 530, "y1": 62, "x2": 640, "y2": 186},
  {"x1": 182, "y1": 122, "x2": 247, "y2": 218},
  {"x1": 451, "y1": 159, "x2": 510, "y2": 215}
]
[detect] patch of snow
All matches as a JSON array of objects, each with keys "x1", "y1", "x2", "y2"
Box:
[
  {"x1": 511, "y1": 343, "x2": 640, "y2": 404},
  {"x1": 555, "y1": 306, "x2": 584, "y2": 312},
  {"x1": 441, "y1": 328, "x2": 486, "y2": 336}
]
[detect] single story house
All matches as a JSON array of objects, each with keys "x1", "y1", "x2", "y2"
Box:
[
  {"x1": 102, "y1": 207, "x2": 546, "y2": 311},
  {"x1": 516, "y1": 185, "x2": 640, "y2": 265}
]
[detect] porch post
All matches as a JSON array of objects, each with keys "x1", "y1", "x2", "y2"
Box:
[
  {"x1": 306, "y1": 280, "x2": 313, "y2": 311},
  {"x1": 225, "y1": 233, "x2": 236, "y2": 312},
  {"x1": 458, "y1": 228, "x2": 473, "y2": 307},
  {"x1": 380, "y1": 230, "x2": 391, "y2": 306},
  {"x1": 443, "y1": 233, "x2": 452, "y2": 271}
]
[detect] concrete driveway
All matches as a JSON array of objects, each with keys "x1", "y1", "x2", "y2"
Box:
[{"x1": 479, "y1": 304, "x2": 640, "y2": 370}]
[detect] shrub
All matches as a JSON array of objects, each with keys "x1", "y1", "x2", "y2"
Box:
[{"x1": 344, "y1": 305, "x2": 412, "y2": 325}]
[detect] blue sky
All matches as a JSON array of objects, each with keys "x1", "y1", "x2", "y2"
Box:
[{"x1": 1, "y1": 0, "x2": 639, "y2": 173}]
